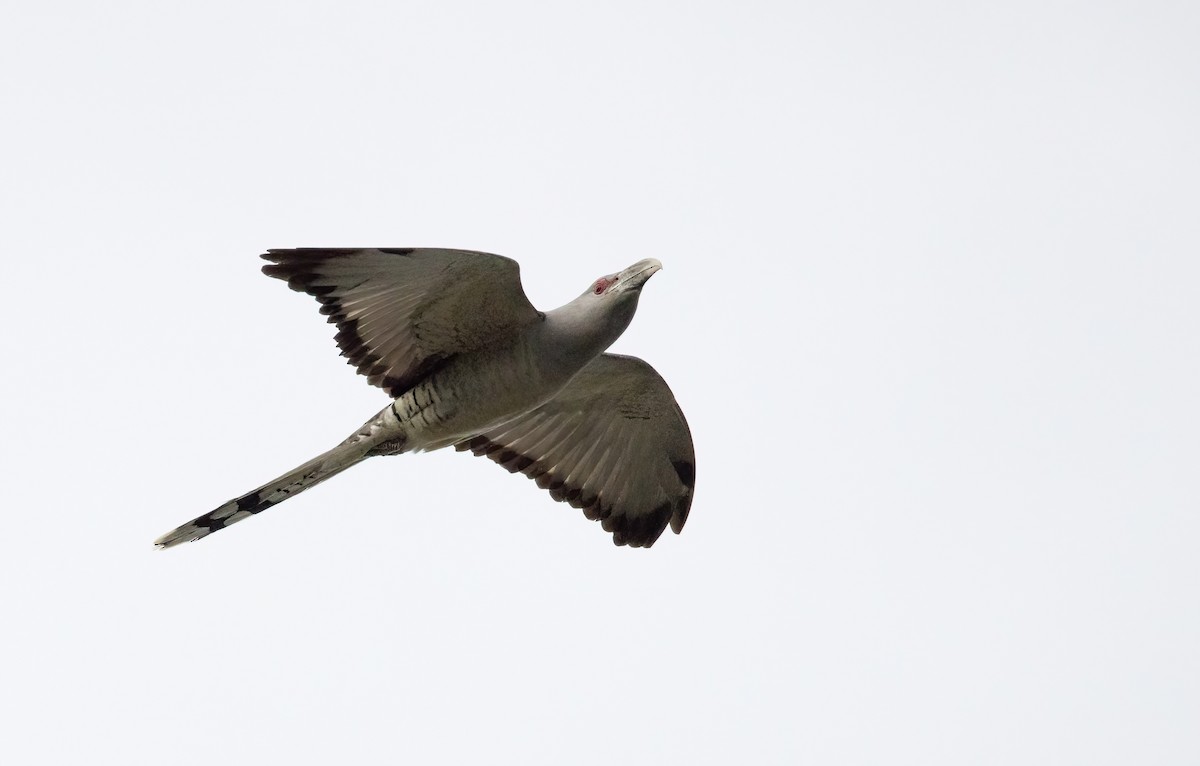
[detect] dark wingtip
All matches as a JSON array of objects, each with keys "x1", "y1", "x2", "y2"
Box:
[
  {"x1": 260, "y1": 250, "x2": 294, "y2": 280},
  {"x1": 670, "y1": 499, "x2": 692, "y2": 535},
  {"x1": 669, "y1": 459, "x2": 695, "y2": 534},
  {"x1": 672, "y1": 460, "x2": 695, "y2": 490},
  {"x1": 260, "y1": 249, "x2": 293, "y2": 266}
]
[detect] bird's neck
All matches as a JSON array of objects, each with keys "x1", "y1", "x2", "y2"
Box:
[{"x1": 535, "y1": 294, "x2": 639, "y2": 376}]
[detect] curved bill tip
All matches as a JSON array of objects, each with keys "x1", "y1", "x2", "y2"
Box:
[{"x1": 622, "y1": 258, "x2": 663, "y2": 287}]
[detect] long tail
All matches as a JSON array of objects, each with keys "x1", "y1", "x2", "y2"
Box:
[{"x1": 153, "y1": 443, "x2": 371, "y2": 549}]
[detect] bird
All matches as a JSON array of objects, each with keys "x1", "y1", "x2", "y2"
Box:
[{"x1": 154, "y1": 248, "x2": 695, "y2": 549}]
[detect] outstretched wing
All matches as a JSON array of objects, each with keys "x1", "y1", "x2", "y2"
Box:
[
  {"x1": 261, "y1": 248, "x2": 542, "y2": 398},
  {"x1": 456, "y1": 353, "x2": 695, "y2": 548}
]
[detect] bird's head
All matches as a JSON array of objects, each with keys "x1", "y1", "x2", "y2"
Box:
[
  {"x1": 583, "y1": 258, "x2": 663, "y2": 301},
  {"x1": 544, "y1": 258, "x2": 664, "y2": 363},
  {"x1": 571, "y1": 257, "x2": 662, "y2": 345}
]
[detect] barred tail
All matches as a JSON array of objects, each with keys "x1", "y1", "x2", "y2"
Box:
[{"x1": 153, "y1": 444, "x2": 369, "y2": 549}]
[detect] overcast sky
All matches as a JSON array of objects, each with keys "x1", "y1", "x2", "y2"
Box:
[{"x1": 2, "y1": 1, "x2": 1198, "y2": 764}]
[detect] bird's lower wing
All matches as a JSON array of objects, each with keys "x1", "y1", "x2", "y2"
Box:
[{"x1": 455, "y1": 353, "x2": 695, "y2": 547}]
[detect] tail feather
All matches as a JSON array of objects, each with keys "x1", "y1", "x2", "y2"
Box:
[{"x1": 154, "y1": 445, "x2": 368, "y2": 549}]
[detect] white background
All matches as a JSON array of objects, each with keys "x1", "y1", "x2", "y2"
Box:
[{"x1": 2, "y1": 1, "x2": 1197, "y2": 763}]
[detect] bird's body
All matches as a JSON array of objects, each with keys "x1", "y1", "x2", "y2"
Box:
[{"x1": 155, "y1": 248, "x2": 694, "y2": 549}]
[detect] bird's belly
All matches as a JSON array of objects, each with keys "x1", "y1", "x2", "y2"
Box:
[{"x1": 394, "y1": 346, "x2": 568, "y2": 451}]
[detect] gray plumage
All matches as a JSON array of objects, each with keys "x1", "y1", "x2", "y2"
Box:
[{"x1": 154, "y1": 248, "x2": 694, "y2": 549}]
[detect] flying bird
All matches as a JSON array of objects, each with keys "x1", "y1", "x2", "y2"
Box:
[{"x1": 154, "y1": 248, "x2": 695, "y2": 549}]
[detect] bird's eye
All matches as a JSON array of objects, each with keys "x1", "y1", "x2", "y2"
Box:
[{"x1": 594, "y1": 277, "x2": 613, "y2": 295}]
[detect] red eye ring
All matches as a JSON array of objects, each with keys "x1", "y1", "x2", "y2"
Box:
[{"x1": 594, "y1": 277, "x2": 613, "y2": 294}]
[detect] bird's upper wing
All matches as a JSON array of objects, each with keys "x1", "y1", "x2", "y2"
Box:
[
  {"x1": 455, "y1": 353, "x2": 695, "y2": 547},
  {"x1": 261, "y1": 248, "x2": 542, "y2": 398}
]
